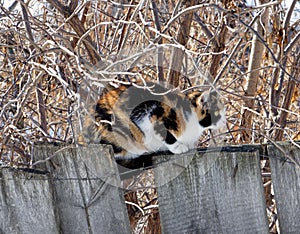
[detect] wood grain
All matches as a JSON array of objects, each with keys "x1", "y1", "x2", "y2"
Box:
[
  {"x1": 154, "y1": 149, "x2": 269, "y2": 233},
  {"x1": 269, "y1": 144, "x2": 300, "y2": 233}
]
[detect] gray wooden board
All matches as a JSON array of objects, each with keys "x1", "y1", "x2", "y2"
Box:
[
  {"x1": 154, "y1": 149, "x2": 269, "y2": 234},
  {"x1": 34, "y1": 144, "x2": 131, "y2": 234},
  {"x1": 269, "y1": 144, "x2": 300, "y2": 234},
  {"x1": 0, "y1": 168, "x2": 59, "y2": 234}
]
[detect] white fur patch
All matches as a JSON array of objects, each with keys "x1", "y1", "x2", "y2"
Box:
[
  {"x1": 121, "y1": 102, "x2": 226, "y2": 158},
  {"x1": 175, "y1": 111, "x2": 205, "y2": 150},
  {"x1": 136, "y1": 116, "x2": 169, "y2": 152}
]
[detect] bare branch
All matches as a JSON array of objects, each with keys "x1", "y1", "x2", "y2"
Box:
[{"x1": 46, "y1": 0, "x2": 101, "y2": 64}]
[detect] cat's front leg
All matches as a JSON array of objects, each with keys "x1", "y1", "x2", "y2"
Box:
[
  {"x1": 162, "y1": 130, "x2": 190, "y2": 154},
  {"x1": 166, "y1": 142, "x2": 189, "y2": 154}
]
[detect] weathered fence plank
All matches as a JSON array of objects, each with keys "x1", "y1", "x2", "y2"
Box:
[
  {"x1": 0, "y1": 144, "x2": 131, "y2": 234},
  {"x1": 269, "y1": 144, "x2": 300, "y2": 234},
  {"x1": 0, "y1": 168, "x2": 59, "y2": 234},
  {"x1": 154, "y1": 148, "x2": 269, "y2": 234},
  {"x1": 3, "y1": 143, "x2": 300, "y2": 234},
  {"x1": 33, "y1": 144, "x2": 131, "y2": 234}
]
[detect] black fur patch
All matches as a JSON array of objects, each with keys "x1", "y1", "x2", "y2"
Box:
[
  {"x1": 199, "y1": 110, "x2": 222, "y2": 127},
  {"x1": 163, "y1": 109, "x2": 178, "y2": 131},
  {"x1": 130, "y1": 100, "x2": 161, "y2": 122},
  {"x1": 199, "y1": 114, "x2": 212, "y2": 127},
  {"x1": 165, "y1": 131, "x2": 177, "y2": 144},
  {"x1": 95, "y1": 104, "x2": 112, "y2": 122},
  {"x1": 152, "y1": 104, "x2": 164, "y2": 119}
]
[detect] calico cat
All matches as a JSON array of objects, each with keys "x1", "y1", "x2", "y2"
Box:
[{"x1": 81, "y1": 82, "x2": 226, "y2": 159}]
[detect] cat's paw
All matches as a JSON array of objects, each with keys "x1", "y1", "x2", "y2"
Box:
[{"x1": 168, "y1": 142, "x2": 189, "y2": 154}]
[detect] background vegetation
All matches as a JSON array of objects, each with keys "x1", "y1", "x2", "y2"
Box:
[{"x1": 0, "y1": 0, "x2": 299, "y2": 233}]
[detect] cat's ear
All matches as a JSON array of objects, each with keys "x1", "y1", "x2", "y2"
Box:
[
  {"x1": 196, "y1": 90, "x2": 210, "y2": 107},
  {"x1": 197, "y1": 90, "x2": 219, "y2": 106}
]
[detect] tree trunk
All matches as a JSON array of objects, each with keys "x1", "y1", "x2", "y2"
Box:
[
  {"x1": 274, "y1": 51, "x2": 300, "y2": 140},
  {"x1": 168, "y1": 0, "x2": 196, "y2": 87},
  {"x1": 240, "y1": 0, "x2": 269, "y2": 142},
  {"x1": 270, "y1": 0, "x2": 299, "y2": 140},
  {"x1": 208, "y1": 16, "x2": 228, "y2": 81}
]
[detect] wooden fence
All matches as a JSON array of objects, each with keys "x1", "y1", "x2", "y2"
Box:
[{"x1": 0, "y1": 143, "x2": 300, "y2": 234}]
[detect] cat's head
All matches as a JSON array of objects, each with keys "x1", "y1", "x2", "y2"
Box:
[{"x1": 187, "y1": 90, "x2": 226, "y2": 130}]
